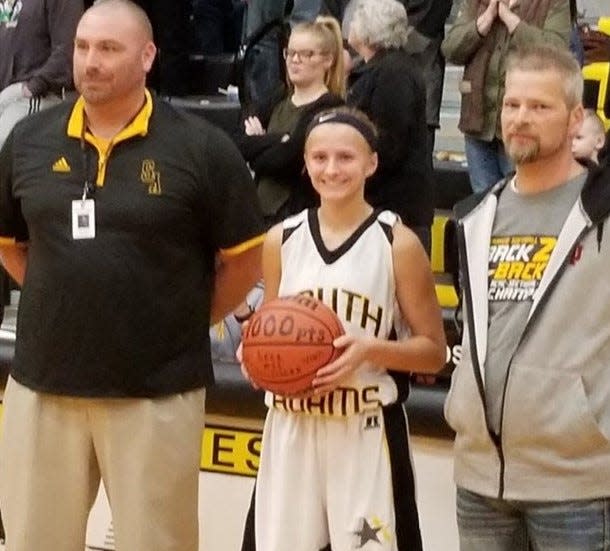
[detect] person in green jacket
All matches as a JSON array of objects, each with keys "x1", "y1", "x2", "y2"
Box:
[{"x1": 442, "y1": 0, "x2": 571, "y2": 193}]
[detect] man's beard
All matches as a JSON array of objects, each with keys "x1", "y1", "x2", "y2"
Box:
[{"x1": 506, "y1": 136, "x2": 540, "y2": 164}]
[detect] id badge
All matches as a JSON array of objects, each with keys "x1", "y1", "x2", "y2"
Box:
[{"x1": 72, "y1": 199, "x2": 96, "y2": 239}]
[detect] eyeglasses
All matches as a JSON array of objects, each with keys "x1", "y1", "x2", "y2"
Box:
[{"x1": 282, "y1": 48, "x2": 326, "y2": 61}]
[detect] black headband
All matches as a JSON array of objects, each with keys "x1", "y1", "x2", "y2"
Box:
[{"x1": 306, "y1": 111, "x2": 377, "y2": 151}]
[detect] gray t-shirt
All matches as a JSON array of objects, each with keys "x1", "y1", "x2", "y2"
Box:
[{"x1": 485, "y1": 173, "x2": 587, "y2": 433}]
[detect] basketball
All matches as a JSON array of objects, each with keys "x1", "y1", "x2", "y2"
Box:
[{"x1": 241, "y1": 295, "x2": 344, "y2": 395}]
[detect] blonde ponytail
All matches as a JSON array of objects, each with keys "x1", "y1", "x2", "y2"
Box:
[{"x1": 314, "y1": 16, "x2": 346, "y2": 98}]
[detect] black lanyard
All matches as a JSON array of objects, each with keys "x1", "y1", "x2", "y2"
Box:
[{"x1": 80, "y1": 127, "x2": 96, "y2": 201}]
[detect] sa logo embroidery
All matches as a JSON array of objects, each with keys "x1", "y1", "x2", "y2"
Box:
[
  {"x1": 140, "y1": 159, "x2": 161, "y2": 195},
  {"x1": 52, "y1": 157, "x2": 71, "y2": 173}
]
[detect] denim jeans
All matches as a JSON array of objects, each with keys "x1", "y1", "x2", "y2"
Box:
[
  {"x1": 464, "y1": 135, "x2": 513, "y2": 193},
  {"x1": 457, "y1": 487, "x2": 610, "y2": 551}
]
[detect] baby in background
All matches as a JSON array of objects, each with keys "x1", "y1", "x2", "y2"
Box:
[{"x1": 572, "y1": 109, "x2": 607, "y2": 164}]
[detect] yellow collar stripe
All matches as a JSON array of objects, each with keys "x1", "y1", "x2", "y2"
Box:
[{"x1": 66, "y1": 89, "x2": 154, "y2": 142}]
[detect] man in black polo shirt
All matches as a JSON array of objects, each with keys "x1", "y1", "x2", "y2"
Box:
[{"x1": 0, "y1": 0, "x2": 264, "y2": 549}]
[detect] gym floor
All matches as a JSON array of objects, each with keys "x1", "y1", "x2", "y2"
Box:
[
  {"x1": 412, "y1": 435, "x2": 459, "y2": 551},
  {"x1": 79, "y1": 433, "x2": 459, "y2": 551}
]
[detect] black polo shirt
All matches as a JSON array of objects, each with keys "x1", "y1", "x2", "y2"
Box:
[{"x1": 0, "y1": 92, "x2": 265, "y2": 397}]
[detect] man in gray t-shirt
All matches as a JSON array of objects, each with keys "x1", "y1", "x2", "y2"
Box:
[
  {"x1": 447, "y1": 44, "x2": 610, "y2": 551},
  {"x1": 485, "y1": 173, "x2": 586, "y2": 433}
]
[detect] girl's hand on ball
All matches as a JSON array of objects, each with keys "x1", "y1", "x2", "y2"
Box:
[
  {"x1": 311, "y1": 334, "x2": 370, "y2": 394},
  {"x1": 238, "y1": 326, "x2": 259, "y2": 390}
]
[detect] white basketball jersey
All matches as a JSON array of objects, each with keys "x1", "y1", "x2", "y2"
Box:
[{"x1": 265, "y1": 208, "x2": 408, "y2": 415}]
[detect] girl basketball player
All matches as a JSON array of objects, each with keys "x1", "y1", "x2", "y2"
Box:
[{"x1": 241, "y1": 107, "x2": 446, "y2": 550}]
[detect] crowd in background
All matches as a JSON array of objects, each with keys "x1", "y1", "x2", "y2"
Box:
[
  {"x1": 2, "y1": 0, "x2": 608, "y2": 184},
  {"x1": 0, "y1": 0, "x2": 609, "y2": 320}
]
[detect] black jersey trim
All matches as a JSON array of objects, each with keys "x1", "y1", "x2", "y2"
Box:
[
  {"x1": 379, "y1": 219, "x2": 394, "y2": 245},
  {"x1": 282, "y1": 221, "x2": 303, "y2": 244},
  {"x1": 240, "y1": 487, "x2": 256, "y2": 551},
  {"x1": 386, "y1": 326, "x2": 411, "y2": 402},
  {"x1": 383, "y1": 402, "x2": 423, "y2": 551},
  {"x1": 307, "y1": 208, "x2": 380, "y2": 264}
]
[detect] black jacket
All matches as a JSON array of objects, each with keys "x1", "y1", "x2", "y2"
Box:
[
  {"x1": 347, "y1": 49, "x2": 434, "y2": 228},
  {"x1": 600, "y1": 128, "x2": 610, "y2": 168},
  {"x1": 236, "y1": 87, "x2": 344, "y2": 219}
]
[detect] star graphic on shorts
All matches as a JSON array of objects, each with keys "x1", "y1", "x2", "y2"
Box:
[{"x1": 354, "y1": 518, "x2": 382, "y2": 547}]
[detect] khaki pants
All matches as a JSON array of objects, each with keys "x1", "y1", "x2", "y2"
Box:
[{"x1": 0, "y1": 377, "x2": 205, "y2": 551}]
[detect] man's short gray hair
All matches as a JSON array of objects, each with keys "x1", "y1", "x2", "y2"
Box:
[
  {"x1": 348, "y1": 0, "x2": 411, "y2": 50},
  {"x1": 506, "y1": 44, "x2": 584, "y2": 109}
]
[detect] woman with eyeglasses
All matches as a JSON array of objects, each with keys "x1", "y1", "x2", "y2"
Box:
[
  {"x1": 345, "y1": 0, "x2": 434, "y2": 253},
  {"x1": 237, "y1": 16, "x2": 345, "y2": 227}
]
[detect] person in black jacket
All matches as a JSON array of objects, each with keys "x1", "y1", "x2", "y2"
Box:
[
  {"x1": 402, "y1": 0, "x2": 454, "y2": 159},
  {"x1": 345, "y1": 0, "x2": 434, "y2": 252},
  {"x1": 600, "y1": 128, "x2": 610, "y2": 167},
  {"x1": 132, "y1": 0, "x2": 191, "y2": 96},
  {"x1": 237, "y1": 16, "x2": 345, "y2": 226}
]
